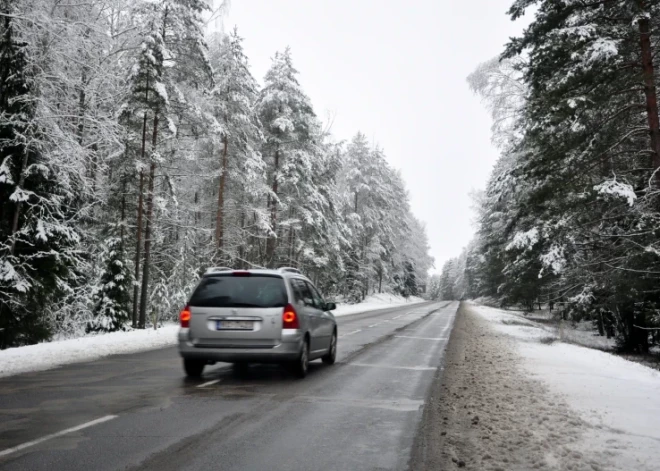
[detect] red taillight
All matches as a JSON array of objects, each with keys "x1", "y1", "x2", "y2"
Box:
[
  {"x1": 232, "y1": 271, "x2": 251, "y2": 277},
  {"x1": 180, "y1": 306, "x2": 191, "y2": 328},
  {"x1": 282, "y1": 303, "x2": 299, "y2": 329}
]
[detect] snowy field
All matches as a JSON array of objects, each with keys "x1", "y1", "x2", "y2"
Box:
[
  {"x1": 472, "y1": 302, "x2": 660, "y2": 470},
  {"x1": 0, "y1": 294, "x2": 424, "y2": 378}
]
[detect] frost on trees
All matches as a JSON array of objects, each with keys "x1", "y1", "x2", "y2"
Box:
[
  {"x1": 0, "y1": 0, "x2": 435, "y2": 347},
  {"x1": 453, "y1": 0, "x2": 660, "y2": 352}
]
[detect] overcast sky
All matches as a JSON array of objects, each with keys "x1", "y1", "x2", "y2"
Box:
[{"x1": 220, "y1": 0, "x2": 529, "y2": 272}]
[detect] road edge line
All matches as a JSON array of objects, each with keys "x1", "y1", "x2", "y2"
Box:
[{"x1": 0, "y1": 415, "x2": 118, "y2": 458}]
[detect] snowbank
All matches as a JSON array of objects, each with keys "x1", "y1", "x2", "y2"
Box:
[
  {"x1": 333, "y1": 293, "x2": 425, "y2": 317},
  {"x1": 472, "y1": 303, "x2": 660, "y2": 470},
  {"x1": 0, "y1": 295, "x2": 424, "y2": 378},
  {"x1": 0, "y1": 325, "x2": 179, "y2": 378}
]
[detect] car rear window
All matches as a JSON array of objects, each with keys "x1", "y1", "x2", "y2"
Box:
[{"x1": 189, "y1": 275, "x2": 288, "y2": 308}]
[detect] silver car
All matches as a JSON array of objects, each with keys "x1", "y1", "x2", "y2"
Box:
[{"x1": 178, "y1": 267, "x2": 338, "y2": 378}]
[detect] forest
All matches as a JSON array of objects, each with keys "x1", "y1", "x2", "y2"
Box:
[
  {"x1": 0, "y1": 0, "x2": 433, "y2": 348},
  {"x1": 434, "y1": 0, "x2": 660, "y2": 354}
]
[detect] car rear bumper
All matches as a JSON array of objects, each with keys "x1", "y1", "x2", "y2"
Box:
[{"x1": 178, "y1": 328, "x2": 303, "y2": 363}]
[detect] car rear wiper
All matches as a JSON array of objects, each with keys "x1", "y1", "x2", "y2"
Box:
[{"x1": 226, "y1": 302, "x2": 264, "y2": 308}]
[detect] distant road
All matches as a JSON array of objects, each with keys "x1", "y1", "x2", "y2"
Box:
[{"x1": 0, "y1": 301, "x2": 458, "y2": 471}]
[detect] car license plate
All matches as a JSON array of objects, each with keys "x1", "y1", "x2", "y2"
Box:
[{"x1": 216, "y1": 320, "x2": 253, "y2": 330}]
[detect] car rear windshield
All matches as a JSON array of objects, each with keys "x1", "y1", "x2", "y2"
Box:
[{"x1": 189, "y1": 275, "x2": 287, "y2": 308}]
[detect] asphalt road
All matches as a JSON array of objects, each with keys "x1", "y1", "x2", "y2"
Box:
[{"x1": 0, "y1": 301, "x2": 458, "y2": 471}]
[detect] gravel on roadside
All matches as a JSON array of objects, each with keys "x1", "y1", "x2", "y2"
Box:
[{"x1": 409, "y1": 302, "x2": 616, "y2": 471}]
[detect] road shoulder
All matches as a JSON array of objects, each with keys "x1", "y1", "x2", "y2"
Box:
[{"x1": 410, "y1": 302, "x2": 620, "y2": 471}]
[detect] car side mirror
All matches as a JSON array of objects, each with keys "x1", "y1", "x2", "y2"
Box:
[{"x1": 324, "y1": 302, "x2": 337, "y2": 311}]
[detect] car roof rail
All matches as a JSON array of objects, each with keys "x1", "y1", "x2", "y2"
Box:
[
  {"x1": 205, "y1": 266, "x2": 233, "y2": 275},
  {"x1": 278, "y1": 266, "x2": 302, "y2": 275}
]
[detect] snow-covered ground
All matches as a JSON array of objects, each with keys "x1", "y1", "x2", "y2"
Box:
[
  {"x1": 332, "y1": 293, "x2": 424, "y2": 317},
  {"x1": 472, "y1": 302, "x2": 660, "y2": 470},
  {"x1": 476, "y1": 304, "x2": 618, "y2": 350},
  {"x1": 0, "y1": 325, "x2": 180, "y2": 378},
  {"x1": 0, "y1": 294, "x2": 425, "y2": 378}
]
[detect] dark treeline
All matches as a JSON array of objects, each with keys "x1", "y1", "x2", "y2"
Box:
[{"x1": 437, "y1": 0, "x2": 660, "y2": 354}]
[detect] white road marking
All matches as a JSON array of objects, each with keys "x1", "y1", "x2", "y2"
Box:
[
  {"x1": 197, "y1": 379, "x2": 221, "y2": 388},
  {"x1": 395, "y1": 335, "x2": 448, "y2": 341},
  {"x1": 339, "y1": 329, "x2": 362, "y2": 339},
  {"x1": 440, "y1": 323, "x2": 454, "y2": 335},
  {"x1": 368, "y1": 323, "x2": 380, "y2": 328},
  {"x1": 0, "y1": 415, "x2": 118, "y2": 458},
  {"x1": 348, "y1": 363, "x2": 436, "y2": 371},
  {"x1": 392, "y1": 314, "x2": 403, "y2": 320}
]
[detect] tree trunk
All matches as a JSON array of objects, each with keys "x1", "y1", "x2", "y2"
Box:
[
  {"x1": 289, "y1": 227, "x2": 296, "y2": 266},
  {"x1": 9, "y1": 151, "x2": 29, "y2": 256},
  {"x1": 132, "y1": 109, "x2": 149, "y2": 328},
  {"x1": 76, "y1": 75, "x2": 86, "y2": 146},
  {"x1": 215, "y1": 136, "x2": 229, "y2": 253},
  {"x1": 287, "y1": 206, "x2": 295, "y2": 265},
  {"x1": 266, "y1": 149, "x2": 280, "y2": 266},
  {"x1": 238, "y1": 208, "x2": 246, "y2": 268},
  {"x1": 194, "y1": 191, "x2": 199, "y2": 226},
  {"x1": 638, "y1": 11, "x2": 660, "y2": 183},
  {"x1": 89, "y1": 143, "x2": 98, "y2": 199},
  {"x1": 138, "y1": 114, "x2": 159, "y2": 329},
  {"x1": 120, "y1": 179, "x2": 126, "y2": 244}
]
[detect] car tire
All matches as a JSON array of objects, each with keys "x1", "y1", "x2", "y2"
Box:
[
  {"x1": 322, "y1": 331, "x2": 337, "y2": 365},
  {"x1": 290, "y1": 338, "x2": 309, "y2": 378},
  {"x1": 184, "y1": 358, "x2": 205, "y2": 378}
]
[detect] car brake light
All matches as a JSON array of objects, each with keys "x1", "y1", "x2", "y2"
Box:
[
  {"x1": 282, "y1": 303, "x2": 299, "y2": 329},
  {"x1": 180, "y1": 306, "x2": 191, "y2": 328},
  {"x1": 232, "y1": 271, "x2": 251, "y2": 277}
]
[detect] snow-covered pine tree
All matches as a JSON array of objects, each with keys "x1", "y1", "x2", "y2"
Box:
[
  {"x1": 341, "y1": 133, "x2": 372, "y2": 300},
  {"x1": 209, "y1": 28, "x2": 267, "y2": 264},
  {"x1": 402, "y1": 260, "x2": 418, "y2": 298},
  {"x1": 439, "y1": 259, "x2": 457, "y2": 301},
  {"x1": 0, "y1": 1, "x2": 435, "y2": 341},
  {"x1": 138, "y1": 0, "x2": 216, "y2": 327},
  {"x1": 121, "y1": 13, "x2": 167, "y2": 329},
  {"x1": 0, "y1": 3, "x2": 85, "y2": 347},
  {"x1": 295, "y1": 140, "x2": 349, "y2": 286},
  {"x1": 337, "y1": 132, "x2": 433, "y2": 300},
  {"x1": 429, "y1": 273, "x2": 443, "y2": 300},
  {"x1": 458, "y1": 0, "x2": 660, "y2": 352},
  {"x1": 255, "y1": 48, "x2": 319, "y2": 267},
  {"x1": 87, "y1": 234, "x2": 132, "y2": 333},
  {"x1": 501, "y1": 0, "x2": 660, "y2": 350}
]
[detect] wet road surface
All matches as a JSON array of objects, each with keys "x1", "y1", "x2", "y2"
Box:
[{"x1": 0, "y1": 301, "x2": 458, "y2": 471}]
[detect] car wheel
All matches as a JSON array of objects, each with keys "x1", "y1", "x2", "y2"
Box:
[
  {"x1": 184, "y1": 358, "x2": 205, "y2": 378},
  {"x1": 290, "y1": 338, "x2": 309, "y2": 378},
  {"x1": 322, "y1": 331, "x2": 337, "y2": 365}
]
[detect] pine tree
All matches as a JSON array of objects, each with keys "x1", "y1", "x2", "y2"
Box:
[
  {"x1": 439, "y1": 259, "x2": 456, "y2": 301},
  {"x1": 209, "y1": 28, "x2": 266, "y2": 263},
  {"x1": 0, "y1": 1, "x2": 436, "y2": 343},
  {"x1": 402, "y1": 261, "x2": 418, "y2": 298},
  {"x1": 0, "y1": 4, "x2": 84, "y2": 347},
  {"x1": 256, "y1": 48, "x2": 318, "y2": 267},
  {"x1": 460, "y1": 0, "x2": 660, "y2": 352},
  {"x1": 502, "y1": 0, "x2": 660, "y2": 349},
  {"x1": 122, "y1": 17, "x2": 167, "y2": 329},
  {"x1": 87, "y1": 235, "x2": 132, "y2": 333}
]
